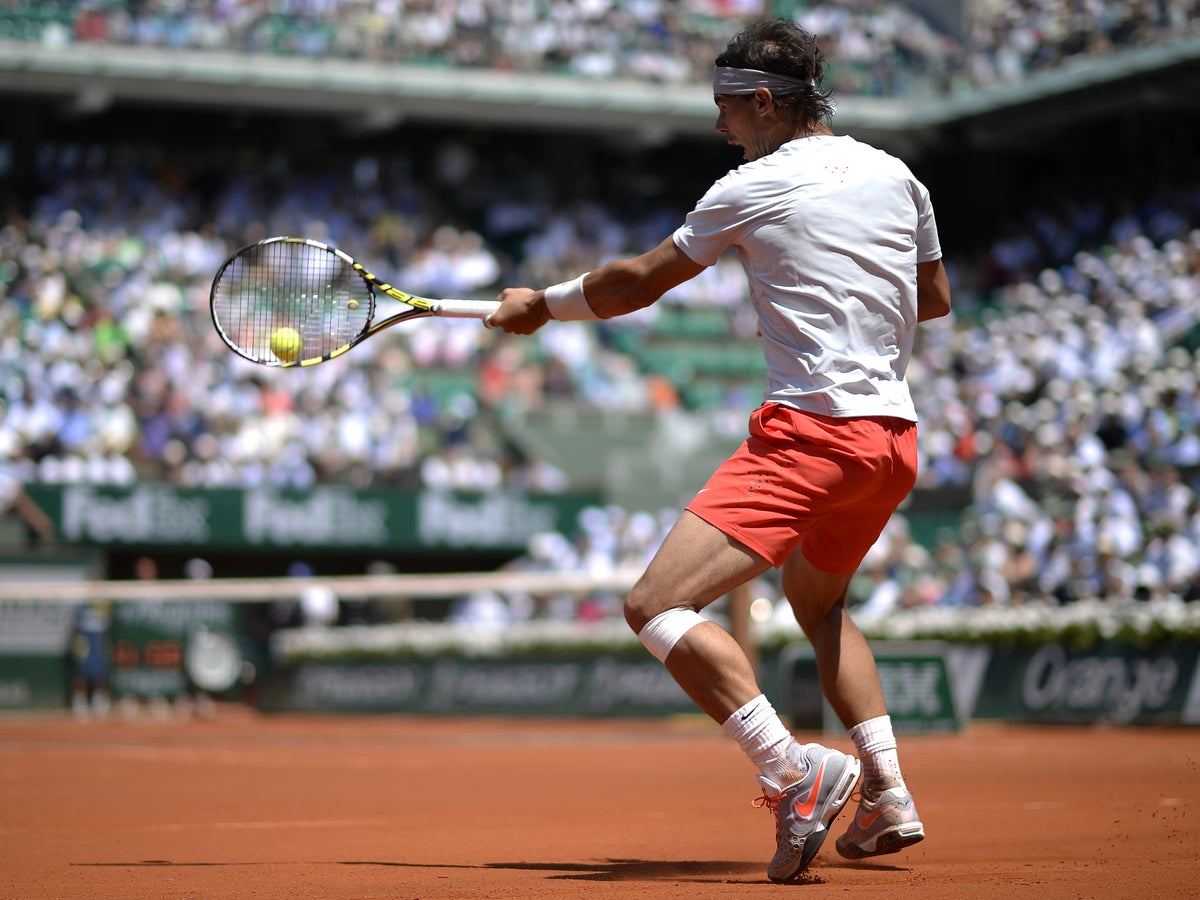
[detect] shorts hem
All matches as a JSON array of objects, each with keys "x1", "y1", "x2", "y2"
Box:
[
  {"x1": 799, "y1": 545, "x2": 864, "y2": 576},
  {"x1": 684, "y1": 506, "x2": 784, "y2": 568}
]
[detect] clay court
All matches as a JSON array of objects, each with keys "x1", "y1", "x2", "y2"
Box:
[{"x1": 1, "y1": 709, "x2": 1196, "y2": 899}]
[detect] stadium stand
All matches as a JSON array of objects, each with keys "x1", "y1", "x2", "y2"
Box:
[
  {"x1": 0, "y1": 0, "x2": 1195, "y2": 97},
  {"x1": 1, "y1": 3, "x2": 1198, "y2": 620}
]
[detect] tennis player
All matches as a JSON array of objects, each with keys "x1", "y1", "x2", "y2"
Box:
[{"x1": 487, "y1": 17, "x2": 951, "y2": 882}]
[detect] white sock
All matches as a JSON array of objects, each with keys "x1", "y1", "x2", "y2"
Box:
[
  {"x1": 721, "y1": 695, "x2": 805, "y2": 788},
  {"x1": 848, "y1": 714, "x2": 905, "y2": 797}
]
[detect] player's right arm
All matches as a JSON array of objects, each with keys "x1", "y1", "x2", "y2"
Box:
[{"x1": 489, "y1": 236, "x2": 705, "y2": 334}]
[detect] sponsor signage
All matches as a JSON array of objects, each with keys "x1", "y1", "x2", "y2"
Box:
[
  {"x1": 779, "y1": 639, "x2": 1200, "y2": 728},
  {"x1": 25, "y1": 484, "x2": 601, "y2": 553},
  {"x1": 259, "y1": 654, "x2": 695, "y2": 717},
  {"x1": 781, "y1": 641, "x2": 962, "y2": 734},
  {"x1": 0, "y1": 603, "x2": 76, "y2": 710},
  {"x1": 974, "y1": 641, "x2": 1200, "y2": 726},
  {"x1": 0, "y1": 655, "x2": 67, "y2": 710},
  {"x1": 108, "y1": 599, "x2": 238, "y2": 699}
]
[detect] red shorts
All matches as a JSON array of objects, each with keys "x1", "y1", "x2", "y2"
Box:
[{"x1": 685, "y1": 403, "x2": 918, "y2": 572}]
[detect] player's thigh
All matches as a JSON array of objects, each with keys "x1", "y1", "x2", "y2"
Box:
[
  {"x1": 779, "y1": 548, "x2": 855, "y2": 635},
  {"x1": 624, "y1": 510, "x2": 770, "y2": 631}
]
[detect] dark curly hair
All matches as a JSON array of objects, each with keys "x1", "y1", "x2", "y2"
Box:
[{"x1": 715, "y1": 18, "x2": 834, "y2": 128}]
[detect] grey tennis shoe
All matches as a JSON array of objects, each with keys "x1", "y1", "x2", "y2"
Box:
[
  {"x1": 836, "y1": 785, "x2": 925, "y2": 860},
  {"x1": 753, "y1": 744, "x2": 861, "y2": 883}
]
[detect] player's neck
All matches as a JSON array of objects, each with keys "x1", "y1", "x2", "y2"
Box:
[{"x1": 795, "y1": 122, "x2": 833, "y2": 140}]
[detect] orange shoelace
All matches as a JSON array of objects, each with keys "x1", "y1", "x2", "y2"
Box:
[
  {"x1": 751, "y1": 791, "x2": 783, "y2": 840},
  {"x1": 751, "y1": 792, "x2": 779, "y2": 813}
]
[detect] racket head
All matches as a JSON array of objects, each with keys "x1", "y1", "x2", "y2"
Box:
[{"x1": 210, "y1": 237, "x2": 377, "y2": 367}]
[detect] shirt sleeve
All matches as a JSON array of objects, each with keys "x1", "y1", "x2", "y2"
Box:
[
  {"x1": 672, "y1": 175, "x2": 742, "y2": 267},
  {"x1": 914, "y1": 180, "x2": 941, "y2": 263}
]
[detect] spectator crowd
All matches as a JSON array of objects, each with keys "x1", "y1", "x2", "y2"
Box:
[
  {"x1": 1, "y1": 3, "x2": 1199, "y2": 620},
  {"x1": 1, "y1": 0, "x2": 1197, "y2": 98}
]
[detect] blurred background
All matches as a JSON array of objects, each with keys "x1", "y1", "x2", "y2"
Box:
[{"x1": 0, "y1": 0, "x2": 1198, "y2": 720}]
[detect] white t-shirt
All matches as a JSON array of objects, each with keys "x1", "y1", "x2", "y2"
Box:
[{"x1": 673, "y1": 133, "x2": 941, "y2": 422}]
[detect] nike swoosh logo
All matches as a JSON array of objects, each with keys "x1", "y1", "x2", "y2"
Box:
[
  {"x1": 791, "y1": 758, "x2": 827, "y2": 821},
  {"x1": 859, "y1": 799, "x2": 910, "y2": 829},
  {"x1": 858, "y1": 805, "x2": 890, "y2": 829}
]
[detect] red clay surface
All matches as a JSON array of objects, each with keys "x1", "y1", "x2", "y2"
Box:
[{"x1": 1, "y1": 708, "x2": 1196, "y2": 899}]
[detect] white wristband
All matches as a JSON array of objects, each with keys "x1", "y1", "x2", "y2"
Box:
[{"x1": 544, "y1": 273, "x2": 599, "y2": 321}]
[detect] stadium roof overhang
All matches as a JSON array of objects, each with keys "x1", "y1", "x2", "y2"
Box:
[{"x1": 0, "y1": 36, "x2": 1197, "y2": 157}]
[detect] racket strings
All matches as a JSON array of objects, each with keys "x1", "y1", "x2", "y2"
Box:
[{"x1": 212, "y1": 240, "x2": 373, "y2": 364}]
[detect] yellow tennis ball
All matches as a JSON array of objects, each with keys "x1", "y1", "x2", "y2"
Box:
[
  {"x1": 347, "y1": 299, "x2": 359, "y2": 310},
  {"x1": 270, "y1": 327, "x2": 302, "y2": 362}
]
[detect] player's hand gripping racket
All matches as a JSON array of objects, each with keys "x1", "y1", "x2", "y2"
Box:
[{"x1": 210, "y1": 236, "x2": 500, "y2": 367}]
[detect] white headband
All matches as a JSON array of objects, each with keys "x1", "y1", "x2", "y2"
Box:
[{"x1": 712, "y1": 66, "x2": 813, "y2": 95}]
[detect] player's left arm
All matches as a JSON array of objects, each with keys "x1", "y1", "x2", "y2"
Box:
[
  {"x1": 489, "y1": 236, "x2": 705, "y2": 334},
  {"x1": 916, "y1": 258, "x2": 951, "y2": 322}
]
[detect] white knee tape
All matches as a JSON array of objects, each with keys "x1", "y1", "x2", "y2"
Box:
[{"x1": 637, "y1": 607, "x2": 707, "y2": 663}]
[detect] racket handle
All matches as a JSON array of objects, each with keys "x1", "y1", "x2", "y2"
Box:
[{"x1": 434, "y1": 299, "x2": 501, "y2": 319}]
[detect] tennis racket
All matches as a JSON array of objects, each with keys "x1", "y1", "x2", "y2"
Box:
[{"x1": 210, "y1": 236, "x2": 500, "y2": 367}]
